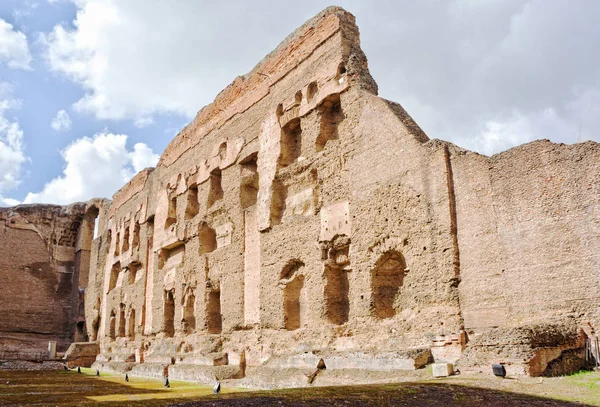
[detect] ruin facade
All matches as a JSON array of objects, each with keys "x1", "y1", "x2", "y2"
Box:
[{"x1": 1, "y1": 7, "x2": 599, "y2": 382}]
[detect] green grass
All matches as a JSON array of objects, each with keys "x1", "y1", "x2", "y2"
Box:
[{"x1": 1, "y1": 368, "x2": 599, "y2": 406}]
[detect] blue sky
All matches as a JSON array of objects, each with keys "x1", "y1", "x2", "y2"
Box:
[{"x1": 1, "y1": 0, "x2": 598, "y2": 206}]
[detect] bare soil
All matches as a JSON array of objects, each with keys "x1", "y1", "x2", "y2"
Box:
[{"x1": 0, "y1": 367, "x2": 598, "y2": 407}]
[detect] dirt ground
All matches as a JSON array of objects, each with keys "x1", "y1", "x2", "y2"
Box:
[{"x1": 0, "y1": 365, "x2": 598, "y2": 406}]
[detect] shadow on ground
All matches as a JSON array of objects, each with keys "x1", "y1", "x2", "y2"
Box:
[
  {"x1": 0, "y1": 370, "x2": 595, "y2": 407},
  {"x1": 170, "y1": 382, "x2": 594, "y2": 407}
]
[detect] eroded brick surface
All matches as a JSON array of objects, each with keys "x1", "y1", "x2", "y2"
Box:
[{"x1": 1, "y1": 7, "x2": 598, "y2": 382}]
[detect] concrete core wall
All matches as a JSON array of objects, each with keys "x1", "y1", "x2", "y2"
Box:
[{"x1": 1, "y1": 7, "x2": 598, "y2": 381}]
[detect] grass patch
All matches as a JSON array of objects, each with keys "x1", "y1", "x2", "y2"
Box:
[{"x1": 1, "y1": 369, "x2": 599, "y2": 406}]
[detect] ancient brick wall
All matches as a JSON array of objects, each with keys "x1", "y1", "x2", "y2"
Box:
[
  {"x1": 452, "y1": 140, "x2": 600, "y2": 332},
  {"x1": 2, "y1": 6, "x2": 598, "y2": 380},
  {"x1": 0, "y1": 204, "x2": 86, "y2": 354}
]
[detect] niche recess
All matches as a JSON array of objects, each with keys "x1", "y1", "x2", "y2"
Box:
[
  {"x1": 182, "y1": 291, "x2": 196, "y2": 334},
  {"x1": 92, "y1": 316, "x2": 100, "y2": 342},
  {"x1": 371, "y1": 251, "x2": 407, "y2": 319},
  {"x1": 324, "y1": 265, "x2": 349, "y2": 325},
  {"x1": 185, "y1": 184, "x2": 199, "y2": 219},
  {"x1": 316, "y1": 93, "x2": 344, "y2": 152},
  {"x1": 307, "y1": 81, "x2": 318, "y2": 102},
  {"x1": 128, "y1": 262, "x2": 142, "y2": 285},
  {"x1": 164, "y1": 290, "x2": 175, "y2": 338},
  {"x1": 279, "y1": 118, "x2": 302, "y2": 167},
  {"x1": 218, "y1": 142, "x2": 227, "y2": 161},
  {"x1": 108, "y1": 262, "x2": 121, "y2": 293},
  {"x1": 239, "y1": 153, "x2": 259, "y2": 209},
  {"x1": 132, "y1": 221, "x2": 140, "y2": 250},
  {"x1": 109, "y1": 311, "x2": 116, "y2": 340},
  {"x1": 270, "y1": 180, "x2": 287, "y2": 226},
  {"x1": 165, "y1": 195, "x2": 177, "y2": 228},
  {"x1": 198, "y1": 223, "x2": 217, "y2": 255},
  {"x1": 207, "y1": 168, "x2": 224, "y2": 208},
  {"x1": 114, "y1": 232, "x2": 120, "y2": 256},
  {"x1": 118, "y1": 304, "x2": 126, "y2": 337},
  {"x1": 281, "y1": 260, "x2": 306, "y2": 331},
  {"x1": 122, "y1": 224, "x2": 130, "y2": 253},
  {"x1": 128, "y1": 308, "x2": 136, "y2": 340},
  {"x1": 206, "y1": 289, "x2": 222, "y2": 334}
]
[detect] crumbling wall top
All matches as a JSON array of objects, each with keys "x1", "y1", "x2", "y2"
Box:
[{"x1": 158, "y1": 6, "x2": 374, "y2": 168}]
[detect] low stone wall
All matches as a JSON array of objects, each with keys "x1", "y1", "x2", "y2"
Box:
[
  {"x1": 460, "y1": 323, "x2": 588, "y2": 376},
  {"x1": 64, "y1": 342, "x2": 99, "y2": 368}
]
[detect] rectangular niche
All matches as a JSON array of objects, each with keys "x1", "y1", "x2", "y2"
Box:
[
  {"x1": 279, "y1": 118, "x2": 302, "y2": 167},
  {"x1": 158, "y1": 241, "x2": 185, "y2": 270},
  {"x1": 206, "y1": 289, "x2": 222, "y2": 334},
  {"x1": 239, "y1": 153, "x2": 259, "y2": 209},
  {"x1": 108, "y1": 261, "x2": 121, "y2": 293},
  {"x1": 185, "y1": 184, "x2": 199, "y2": 219},
  {"x1": 128, "y1": 261, "x2": 142, "y2": 285},
  {"x1": 165, "y1": 196, "x2": 177, "y2": 228}
]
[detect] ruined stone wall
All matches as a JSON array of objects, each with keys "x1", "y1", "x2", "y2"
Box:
[
  {"x1": 0, "y1": 204, "x2": 86, "y2": 354},
  {"x1": 86, "y1": 7, "x2": 467, "y2": 375},
  {"x1": 3, "y1": 6, "x2": 598, "y2": 380},
  {"x1": 452, "y1": 141, "x2": 600, "y2": 332},
  {"x1": 81, "y1": 8, "x2": 599, "y2": 380}
]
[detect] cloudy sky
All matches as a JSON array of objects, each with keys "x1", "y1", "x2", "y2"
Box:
[{"x1": 0, "y1": 0, "x2": 598, "y2": 206}]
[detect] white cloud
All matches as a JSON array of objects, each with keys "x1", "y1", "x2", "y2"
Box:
[
  {"x1": 40, "y1": 0, "x2": 306, "y2": 123},
  {"x1": 23, "y1": 130, "x2": 159, "y2": 204},
  {"x1": 38, "y1": 0, "x2": 600, "y2": 155},
  {"x1": 51, "y1": 109, "x2": 72, "y2": 131},
  {"x1": 0, "y1": 196, "x2": 20, "y2": 206},
  {"x1": 0, "y1": 18, "x2": 32, "y2": 70},
  {"x1": 472, "y1": 109, "x2": 575, "y2": 156},
  {"x1": 0, "y1": 82, "x2": 27, "y2": 199},
  {"x1": 134, "y1": 116, "x2": 154, "y2": 128}
]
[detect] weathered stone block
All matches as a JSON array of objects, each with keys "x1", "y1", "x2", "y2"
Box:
[{"x1": 432, "y1": 363, "x2": 454, "y2": 377}]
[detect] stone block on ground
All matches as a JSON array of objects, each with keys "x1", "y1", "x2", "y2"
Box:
[{"x1": 432, "y1": 363, "x2": 454, "y2": 377}]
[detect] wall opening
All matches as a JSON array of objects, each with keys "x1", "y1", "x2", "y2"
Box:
[
  {"x1": 199, "y1": 223, "x2": 217, "y2": 255},
  {"x1": 91, "y1": 298, "x2": 101, "y2": 342},
  {"x1": 270, "y1": 180, "x2": 287, "y2": 226},
  {"x1": 218, "y1": 142, "x2": 227, "y2": 161},
  {"x1": 307, "y1": 81, "x2": 318, "y2": 102},
  {"x1": 279, "y1": 118, "x2": 302, "y2": 167},
  {"x1": 164, "y1": 290, "x2": 175, "y2": 338},
  {"x1": 75, "y1": 321, "x2": 86, "y2": 342},
  {"x1": 87, "y1": 206, "x2": 100, "y2": 240},
  {"x1": 371, "y1": 251, "x2": 407, "y2": 319},
  {"x1": 118, "y1": 304, "x2": 126, "y2": 337},
  {"x1": 128, "y1": 308, "x2": 136, "y2": 340},
  {"x1": 158, "y1": 242, "x2": 185, "y2": 270},
  {"x1": 207, "y1": 168, "x2": 224, "y2": 208},
  {"x1": 324, "y1": 265, "x2": 349, "y2": 325},
  {"x1": 108, "y1": 262, "x2": 121, "y2": 293},
  {"x1": 182, "y1": 292, "x2": 196, "y2": 334},
  {"x1": 239, "y1": 153, "x2": 259, "y2": 209},
  {"x1": 185, "y1": 184, "x2": 199, "y2": 219},
  {"x1": 206, "y1": 289, "x2": 222, "y2": 334},
  {"x1": 122, "y1": 224, "x2": 130, "y2": 253},
  {"x1": 109, "y1": 311, "x2": 116, "y2": 340},
  {"x1": 316, "y1": 93, "x2": 344, "y2": 152},
  {"x1": 165, "y1": 195, "x2": 177, "y2": 228},
  {"x1": 105, "y1": 229, "x2": 112, "y2": 256},
  {"x1": 114, "y1": 232, "x2": 120, "y2": 256},
  {"x1": 92, "y1": 316, "x2": 100, "y2": 342},
  {"x1": 337, "y1": 62, "x2": 347, "y2": 78},
  {"x1": 128, "y1": 262, "x2": 141, "y2": 285},
  {"x1": 132, "y1": 221, "x2": 140, "y2": 250},
  {"x1": 281, "y1": 260, "x2": 306, "y2": 331}
]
